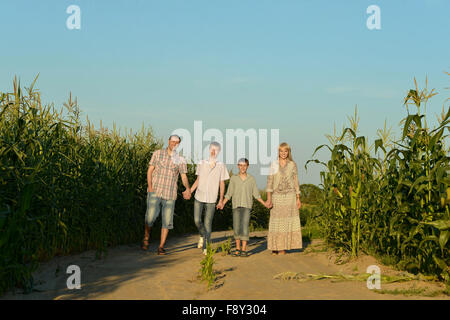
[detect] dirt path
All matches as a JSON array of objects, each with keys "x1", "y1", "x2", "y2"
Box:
[{"x1": 1, "y1": 231, "x2": 448, "y2": 300}]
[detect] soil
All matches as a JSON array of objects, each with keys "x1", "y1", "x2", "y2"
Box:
[{"x1": 1, "y1": 230, "x2": 448, "y2": 300}]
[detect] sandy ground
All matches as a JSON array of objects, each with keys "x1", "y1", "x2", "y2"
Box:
[{"x1": 1, "y1": 230, "x2": 449, "y2": 300}]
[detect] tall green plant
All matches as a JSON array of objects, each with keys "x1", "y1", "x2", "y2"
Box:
[
  {"x1": 0, "y1": 77, "x2": 162, "y2": 294},
  {"x1": 306, "y1": 77, "x2": 449, "y2": 280}
]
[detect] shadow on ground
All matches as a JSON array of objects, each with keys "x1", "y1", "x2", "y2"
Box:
[{"x1": 1, "y1": 230, "x2": 315, "y2": 299}]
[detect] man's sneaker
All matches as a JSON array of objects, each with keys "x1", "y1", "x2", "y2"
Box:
[
  {"x1": 203, "y1": 249, "x2": 207, "y2": 255},
  {"x1": 197, "y1": 237, "x2": 204, "y2": 249}
]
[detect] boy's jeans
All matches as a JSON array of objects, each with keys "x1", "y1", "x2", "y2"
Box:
[
  {"x1": 232, "y1": 207, "x2": 251, "y2": 241},
  {"x1": 193, "y1": 199, "x2": 216, "y2": 250}
]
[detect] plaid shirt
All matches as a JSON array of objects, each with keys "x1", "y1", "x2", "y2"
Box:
[{"x1": 149, "y1": 148, "x2": 187, "y2": 200}]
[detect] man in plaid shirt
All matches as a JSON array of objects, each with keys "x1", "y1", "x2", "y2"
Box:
[{"x1": 142, "y1": 135, "x2": 192, "y2": 255}]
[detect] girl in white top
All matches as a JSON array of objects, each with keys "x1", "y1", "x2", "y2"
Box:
[{"x1": 190, "y1": 142, "x2": 230, "y2": 254}]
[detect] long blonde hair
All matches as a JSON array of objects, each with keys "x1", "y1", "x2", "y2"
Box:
[{"x1": 278, "y1": 142, "x2": 293, "y2": 161}]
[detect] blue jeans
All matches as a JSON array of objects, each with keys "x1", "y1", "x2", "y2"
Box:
[
  {"x1": 193, "y1": 199, "x2": 216, "y2": 250},
  {"x1": 232, "y1": 207, "x2": 251, "y2": 241},
  {"x1": 145, "y1": 192, "x2": 176, "y2": 230}
]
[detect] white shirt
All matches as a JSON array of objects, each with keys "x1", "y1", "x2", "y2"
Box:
[{"x1": 194, "y1": 159, "x2": 230, "y2": 203}]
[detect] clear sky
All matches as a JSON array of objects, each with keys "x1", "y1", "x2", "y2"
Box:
[{"x1": 1, "y1": 0, "x2": 449, "y2": 188}]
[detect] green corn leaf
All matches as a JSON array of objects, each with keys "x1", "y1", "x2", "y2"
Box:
[
  {"x1": 422, "y1": 220, "x2": 450, "y2": 230},
  {"x1": 439, "y1": 230, "x2": 450, "y2": 250}
]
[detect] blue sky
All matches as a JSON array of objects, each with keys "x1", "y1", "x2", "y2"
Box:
[{"x1": 1, "y1": 0, "x2": 449, "y2": 188}]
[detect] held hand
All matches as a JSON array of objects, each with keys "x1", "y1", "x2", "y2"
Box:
[
  {"x1": 216, "y1": 201, "x2": 224, "y2": 210},
  {"x1": 265, "y1": 200, "x2": 273, "y2": 209},
  {"x1": 182, "y1": 189, "x2": 191, "y2": 200}
]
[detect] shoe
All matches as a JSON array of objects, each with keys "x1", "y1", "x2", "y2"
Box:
[
  {"x1": 240, "y1": 251, "x2": 249, "y2": 257},
  {"x1": 202, "y1": 249, "x2": 207, "y2": 255},
  {"x1": 197, "y1": 237, "x2": 204, "y2": 249},
  {"x1": 232, "y1": 249, "x2": 241, "y2": 257},
  {"x1": 157, "y1": 247, "x2": 166, "y2": 255}
]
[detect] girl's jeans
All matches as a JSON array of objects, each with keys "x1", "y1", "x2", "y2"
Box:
[{"x1": 194, "y1": 199, "x2": 216, "y2": 250}]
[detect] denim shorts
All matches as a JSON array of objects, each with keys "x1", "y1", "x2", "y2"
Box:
[{"x1": 145, "y1": 192, "x2": 176, "y2": 230}]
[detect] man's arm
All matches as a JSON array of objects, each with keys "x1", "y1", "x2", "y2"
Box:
[
  {"x1": 178, "y1": 157, "x2": 191, "y2": 199},
  {"x1": 180, "y1": 173, "x2": 191, "y2": 195},
  {"x1": 219, "y1": 180, "x2": 225, "y2": 202},
  {"x1": 147, "y1": 165, "x2": 155, "y2": 192}
]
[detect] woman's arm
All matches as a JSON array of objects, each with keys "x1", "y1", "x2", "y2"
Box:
[
  {"x1": 292, "y1": 162, "x2": 302, "y2": 209},
  {"x1": 293, "y1": 162, "x2": 301, "y2": 195},
  {"x1": 257, "y1": 197, "x2": 269, "y2": 208}
]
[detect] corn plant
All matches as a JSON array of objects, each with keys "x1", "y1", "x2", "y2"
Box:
[
  {"x1": 0, "y1": 77, "x2": 272, "y2": 295},
  {"x1": 0, "y1": 77, "x2": 162, "y2": 294},
  {"x1": 199, "y1": 243, "x2": 218, "y2": 288},
  {"x1": 220, "y1": 237, "x2": 232, "y2": 256},
  {"x1": 306, "y1": 77, "x2": 449, "y2": 280}
]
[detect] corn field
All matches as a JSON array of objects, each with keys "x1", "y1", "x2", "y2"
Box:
[
  {"x1": 306, "y1": 78, "x2": 450, "y2": 281},
  {"x1": 0, "y1": 77, "x2": 271, "y2": 295},
  {"x1": 0, "y1": 77, "x2": 166, "y2": 294},
  {"x1": 2, "y1": 75, "x2": 447, "y2": 295}
]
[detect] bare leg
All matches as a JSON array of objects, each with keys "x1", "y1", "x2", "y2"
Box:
[
  {"x1": 144, "y1": 224, "x2": 150, "y2": 239},
  {"x1": 242, "y1": 240, "x2": 247, "y2": 252},
  {"x1": 235, "y1": 239, "x2": 241, "y2": 251},
  {"x1": 142, "y1": 225, "x2": 150, "y2": 250},
  {"x1": 160, "y1": 228, "x2": 169, "y2": 248}
]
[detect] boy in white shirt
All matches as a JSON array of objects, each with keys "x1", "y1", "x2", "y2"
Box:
[{"x1": 190, "y1": 142, "x2": 230, "y2": 254}]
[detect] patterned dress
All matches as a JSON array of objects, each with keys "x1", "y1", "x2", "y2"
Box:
[{"x1": 266, "y1": 160, "x2": 302, "y2": 251}]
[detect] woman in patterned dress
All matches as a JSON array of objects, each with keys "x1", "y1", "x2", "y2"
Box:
[{"x1": 265, "y1": 142, "x2": 302, "y2": 255}]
